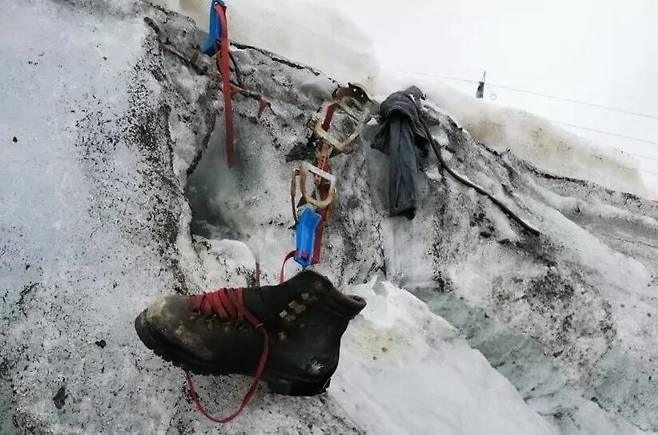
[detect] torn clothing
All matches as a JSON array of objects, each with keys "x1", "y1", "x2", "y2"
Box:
[{"x1": 371, "y1": 87, "x2": 429, "y2": 220}]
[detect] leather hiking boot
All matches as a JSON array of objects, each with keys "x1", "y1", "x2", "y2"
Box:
[{"x1": 134, "y1": 270, "x2": 366, "y2": 396}]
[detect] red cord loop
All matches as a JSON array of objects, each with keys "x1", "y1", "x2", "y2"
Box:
[
  {"x1": 279, "y1": 250, "x2": 297, "y2": 284},
  {"x1": 187, "y1": 287, "x2": 269, "y2": 423}
]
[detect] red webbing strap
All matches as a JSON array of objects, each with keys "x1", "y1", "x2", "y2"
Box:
[
  {"x1": 214, "y1": 3, "x2": 235, "y2": 168},
  {"x1": 311, "y1": 160, "x2": 330, "y2": 265},
  {"x1": 322, "y1": 103, "x2": 337, "y2": 130},
  {"x1": 311, "y1": 104, "x2": 337, "y2": 265},
  {"x1": 280, "y1": 250, "x2": 296, "y2": 284}
]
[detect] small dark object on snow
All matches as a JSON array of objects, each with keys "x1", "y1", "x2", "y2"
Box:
[
  {"x1": 53, "y1": 385, "x2": 67, "y2": 409},
  {"x1": 12, "y1": 136, "x2": 18, "y2": 143},
  {"x1": 372, "y1": 86, "x2": 429, "y2": 220},
  {"x1": 95, "y1": 339, "x2": 107, "y2": 348},
  {"x1": 135, "y1": 270, "x2": 365, "y2": 397}
]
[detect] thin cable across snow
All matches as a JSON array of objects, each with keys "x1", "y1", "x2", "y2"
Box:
[{"x1": 395, "y1": 69, "x2": 658, "y2": 121}]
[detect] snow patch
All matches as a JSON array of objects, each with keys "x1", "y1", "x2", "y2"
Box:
[
  {"x1": 332, "y1": 278, "x2": 558, "y2": 435},
  {"x1": 155, "y1": 0, "x2": 378, "y2": 85}
]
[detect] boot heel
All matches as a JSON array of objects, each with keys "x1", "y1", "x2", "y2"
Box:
[{"x1": 266, "y1": 376, "x2": 332, "y2": 396}]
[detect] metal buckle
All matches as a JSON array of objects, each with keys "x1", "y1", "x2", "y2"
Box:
[{"x1": 308, "y1": 83, "x2": 374, "y2": 154}]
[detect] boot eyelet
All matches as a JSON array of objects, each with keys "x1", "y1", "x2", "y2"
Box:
[{"x1": 288, "y1": 301, "x2": 306, "y2": 314}]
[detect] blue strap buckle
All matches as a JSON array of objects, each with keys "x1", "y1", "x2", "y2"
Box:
[
  {"x1": 294, "y1": 206, "x2": 322, "y2": 268},
  {"x1": 202, "y1": 0, "x2": 227, "y2": 56}
]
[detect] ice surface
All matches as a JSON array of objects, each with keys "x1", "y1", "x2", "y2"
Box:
[
  {"x1": 424, "y1": 292, "x2": 654, "y2": 435},
  {"x1": 2, "y1": 2, "x2": 658, "y2": 434},
  {"x1": 333, "y1": 278, "x2": 558, "y2": 435}
]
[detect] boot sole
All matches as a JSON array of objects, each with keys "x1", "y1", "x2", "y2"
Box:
[{"x1": 134, "y1": 310, "x2": 332, "y2": 396}]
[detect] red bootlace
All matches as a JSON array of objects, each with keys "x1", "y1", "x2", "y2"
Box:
[{"x1": 185, "y1": 287, "x2": 269, "y2": 423}]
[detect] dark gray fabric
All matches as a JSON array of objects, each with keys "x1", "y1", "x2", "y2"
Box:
[{"x1": 371, "y1": 87, "x2": 429, "y2": 220}]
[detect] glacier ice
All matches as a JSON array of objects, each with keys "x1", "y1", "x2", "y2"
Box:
[{"x1": 1, "y1": 2, "x2": 658, "y2": 434}]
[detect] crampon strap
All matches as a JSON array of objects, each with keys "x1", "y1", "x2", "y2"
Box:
[
  {"x1": 309, "y1": 103, "x2": 337, "y2": 264},
  {"x1": 185, "y1": 287, "x2": 269, "y2": 423},
  {"x1": 213, "y1": 2, "x2": 235, "y2": 168},
  {"x1": 279, "y1": 250, "x2": 297, "y2": 284}
]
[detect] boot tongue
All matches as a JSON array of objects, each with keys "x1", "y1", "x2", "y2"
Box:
[
  {"x1": 284, "y1": 270, "x2": 367, "y2": 317},
  {"x1": 243, "y1": 270, "x2": 367, "y2": 320},
  {"x1": 242, "y1": 281, "x2": 300, "y2": 321},
  {"x1": 241, "y1": 270, "x2": 320, "y2": 319}
]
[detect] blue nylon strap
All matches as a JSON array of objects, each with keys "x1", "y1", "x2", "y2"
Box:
[{"x1": 202, "y1": 0, "x2": 227, "y2": 56}]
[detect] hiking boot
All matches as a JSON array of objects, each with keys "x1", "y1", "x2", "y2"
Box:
[{"x1": 134, "y1": 270, "x2": 366, "y2": 396}]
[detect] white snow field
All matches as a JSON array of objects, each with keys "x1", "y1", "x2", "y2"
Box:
[{"x1": 2, "y1": 1, "x2": 658, "y2": 434}]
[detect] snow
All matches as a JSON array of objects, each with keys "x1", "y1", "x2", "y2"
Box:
[
  {"x1": 3, "y1": 1, "x2": 658, "y2": 434},
  {"x1": 333, "y1": 278, "x2": 558, "y2": 435},
  {"x1": 157, "y1": 0, "x2": 651, "y2": 200},
  {"x1": 157, "y1": 0, "x2": 378, "y2": 85}
]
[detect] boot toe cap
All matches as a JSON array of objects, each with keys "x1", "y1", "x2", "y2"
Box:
[{"x1": 134, "y1": 296, "x2": 191, "y2": 348}]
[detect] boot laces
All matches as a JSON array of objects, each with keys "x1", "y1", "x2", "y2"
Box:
[{"x1": 186, "y1": 287, "x2": 269, "y2": 424}]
